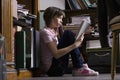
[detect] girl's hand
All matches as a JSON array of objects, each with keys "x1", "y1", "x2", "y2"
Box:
[{"x1": 74, "y1": 33, "x2": 84, "y2": 48}]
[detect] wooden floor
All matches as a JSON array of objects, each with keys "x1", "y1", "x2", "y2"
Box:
[{"x1": 20, "y1": 73, "x2": 120, "y2": 80}]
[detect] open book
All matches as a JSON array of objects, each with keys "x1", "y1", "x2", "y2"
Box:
[{"x1": 75, "y1": 20, "x2": 90, "y2": 40}]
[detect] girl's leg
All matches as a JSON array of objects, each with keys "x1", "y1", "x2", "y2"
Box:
[
  {"x1": 58, "y1": 30, "x2": 99, "y2": 76},
  {"x1": 47, "y1": 56, "x2": 69, "y2": 76},
  {"x1": 58, "y1": 30, "x2": 84, "y2": 68}
]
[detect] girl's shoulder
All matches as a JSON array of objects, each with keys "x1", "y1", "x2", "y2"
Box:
[
  {"x1": 40, "y1": 27, "x2": 55, "y2": 36},
  {"x1": 40, "y1": 28, "x2": 50, "y2": 34}
]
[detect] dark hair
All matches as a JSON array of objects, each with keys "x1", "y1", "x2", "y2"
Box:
[{"x1": 43, "y1": 7, "x2": 65, "y2": 26}]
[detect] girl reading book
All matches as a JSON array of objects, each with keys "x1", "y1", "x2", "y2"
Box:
[{"x1": 39, "y1": 6, "x2": 99, "y2": 76}]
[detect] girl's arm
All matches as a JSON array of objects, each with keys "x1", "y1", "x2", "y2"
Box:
[{"x1": 47, "y1": 34, "x2": 84, "y2": 59}]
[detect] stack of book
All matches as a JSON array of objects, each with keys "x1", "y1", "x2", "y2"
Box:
[{"x1": 17, "y1": 4, "x2": 29, "y2": 16}]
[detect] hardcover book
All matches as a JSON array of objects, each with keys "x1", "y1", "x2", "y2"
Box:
[
  {"x1": 70, "y1": 0, "x2": 81, "y2": 9},
  {"x1": 15, "y1": 31, "x2": 26, "y2": 69}
]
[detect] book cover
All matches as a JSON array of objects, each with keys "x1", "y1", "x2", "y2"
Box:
[
  {"x1": 77, "y1": 0, "x2": 88, "y2": 9},
  {"x1": 75, "y1": 20, "x2": 90, "y2": 40},
  {"x1": 15, "y1": 31, "x2": 26, "y2": 69}
]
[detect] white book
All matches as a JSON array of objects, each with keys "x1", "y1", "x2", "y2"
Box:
[
  {"x1": 17, "y1": 9, "x2": 29, "y2": 15},
  {"x1": 86, "y1": 40, "x2": 101, "y2": 49},
  {"x1": 67, "y1": 16, "x2": 91, "y2": 26},
  {"x1": 75, "y1": 20, "x2": 90, "y2": 40}
]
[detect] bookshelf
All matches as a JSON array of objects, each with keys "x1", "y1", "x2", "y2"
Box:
[
  {"x1": 1, "y1": 0, "x2": 40, "y2": 79},
  {"x1": 64, "y1": 8, "x2": 97, "y2": 18},
  {"x1": 64, "y1": 0, "x2": 97, "y2": 23},
  {"x1": 17, "y1": 0, "x2": 40, "y2": 30},
  {"x1": 63, "y1": 0, "x2": 98, "y2": 37},
  {"x1": 1, "y1": 0, "x2": 39, "y2": 62}
]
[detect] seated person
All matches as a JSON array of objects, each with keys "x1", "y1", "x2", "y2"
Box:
[{"x1": 39, "y1": 6, "x2": 99, "y2": 76}]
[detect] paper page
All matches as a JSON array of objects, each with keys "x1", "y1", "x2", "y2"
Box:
[{"x1": 75, "y1": 20, "x2": 90, "y2": 40}]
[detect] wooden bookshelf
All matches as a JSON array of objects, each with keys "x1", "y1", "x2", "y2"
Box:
[
  {"x1": 64, "y1": 8, "x2": 97, "y2": 18},
  {"x1": 1, "y1": 0, "x2": 40, "y2": 79},
  {"x1": 17, "y1": 0, "x2": 40, "y2": 30}
]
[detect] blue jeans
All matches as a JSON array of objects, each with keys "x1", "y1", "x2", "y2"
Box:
[{"x1": 47, "y1": 30, "x2": 83, "y2": 76}]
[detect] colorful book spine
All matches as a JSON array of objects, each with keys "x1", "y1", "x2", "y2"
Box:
[
  {"x1": 77, "y1": 0, "x2": 88, "y2": 9},
  {"x1": 81, "y1": 0, "x2": 89, "y2": 9},
  {"x1": 70, "y1": 0, "x2": 81, "y2": 9},
  {"x1": 84, "y1": 0, "x2": 92, "y2": 7}
]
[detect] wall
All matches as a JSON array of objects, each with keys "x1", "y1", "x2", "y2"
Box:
[{"x1": 40, "y1": 0, "x2": 65, "y2": 10}]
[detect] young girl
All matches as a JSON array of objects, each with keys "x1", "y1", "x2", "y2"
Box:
[{"x1": 39, "y1": 6, "x2": 99, "y2": 76}]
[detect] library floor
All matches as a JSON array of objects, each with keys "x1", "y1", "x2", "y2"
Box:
[{"x1": 21, "y1": 73, "x2": 120, "y2": 80}]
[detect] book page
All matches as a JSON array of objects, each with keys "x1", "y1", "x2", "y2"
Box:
[{"x1": 75, "y1": 20, "x2": 90, "y2": 40}]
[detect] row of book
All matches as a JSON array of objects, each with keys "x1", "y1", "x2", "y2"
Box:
[
  {"x1": 15, "y1": 27, "x2": 36, "y2": 69},
  {"x1": 15, "y1": 27, "x2": 40, "y2": 69},
  {"x1": 65, "y1": 0, "x2": 97, "y2": 10},
  {"x1": 14, "y1": 3, "x2": 38, "y2": 69}
]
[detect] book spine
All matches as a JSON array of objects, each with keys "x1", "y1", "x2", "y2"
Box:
[
  {"x1": 15, "y1": 31, "x2": 26, "y2": 69},
  {"x1": 71, "y1": 0, "x2": 81, "y2": 9},
  {"x1": 81, "y1": 0, "x2": 89, "y2": 9},
  {"x1": 22, "y1": 27, "x2": 34, "y2": 68},
  {"x1": 66, "y1": 0, "x2": 74, "y2": 10},
  {"x1": 84, "y1": 0, "x2": 92, "y2": 7},
  {"x1": 77, "y1": 0, "x2": 88, "y2": 9},
  {"x1": 69, "y1": 0, "x2": 81, "y2": 9}
]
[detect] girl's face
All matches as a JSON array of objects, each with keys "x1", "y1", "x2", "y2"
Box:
[{"x1": 51, "y1": 15, "x2": 63, "y2": 28}]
